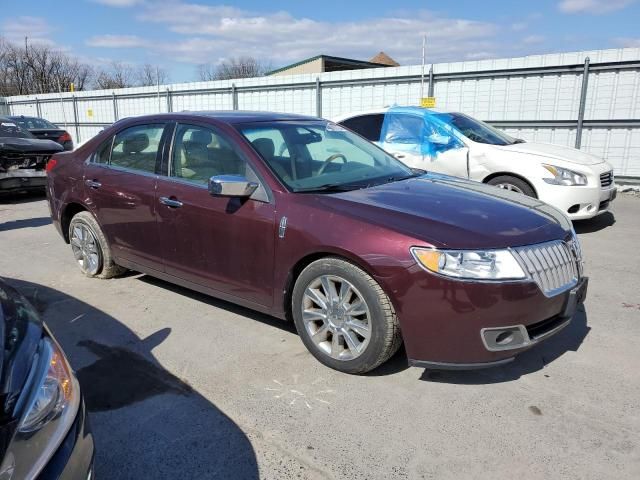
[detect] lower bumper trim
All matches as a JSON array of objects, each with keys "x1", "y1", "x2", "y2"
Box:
[{"x1": 408, "y1": 356, "x2": 515, "y2": 371}]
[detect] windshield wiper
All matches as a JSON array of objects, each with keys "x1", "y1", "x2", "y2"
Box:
[
  {"x1": 293, "y1": 183, "x2": 366, "y2": 193},
  {"x1": 512, "y1": 138, "x2": 526, "y2": 144}
]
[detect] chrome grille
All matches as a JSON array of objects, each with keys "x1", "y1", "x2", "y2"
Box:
[
  {"x1": 512, "y1": 240, "x2": 579, "y2": 297},
  {"x1": 600, "y1": 171, "x2": 613, "y2": 187}
]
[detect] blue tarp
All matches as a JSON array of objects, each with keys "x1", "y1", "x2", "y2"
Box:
[{"x1": 379, "y1": 106, "x2": 463, "y2": 157}]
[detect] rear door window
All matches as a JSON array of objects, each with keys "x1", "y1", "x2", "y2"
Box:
[
  {"x1": 340, "y1": 114, "x2": 384, "y2": 142},
  {"x1": 110, "y1": 124, "x2": 165, "y2": 174}
]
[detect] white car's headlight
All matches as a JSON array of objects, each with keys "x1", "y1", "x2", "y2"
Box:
[
  {"x1": 542, "y1": 164, "x2": 587, "y2": 186},
  {"x1": 411, "y1": 247, "x2": 526, "y2": 280}
]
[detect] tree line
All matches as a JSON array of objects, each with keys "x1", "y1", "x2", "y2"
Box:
[{"x1": 1, "y1": 36, "x2": 271, "y2": 97}]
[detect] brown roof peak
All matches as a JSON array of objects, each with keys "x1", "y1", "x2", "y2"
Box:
[{"x1": 370, "y1": 51, "x2": 399, "y2": 67}]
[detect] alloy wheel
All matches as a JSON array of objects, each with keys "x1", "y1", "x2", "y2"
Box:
[
  {"x1": 70, "y1": 223, "x2": 101, "y2": 275},
  {"x1": 302, "y1": 275, "x2": 371, "y2": 361},
  {"x1": 494, "y1": 182, "x2": 524, "y2": 194}
]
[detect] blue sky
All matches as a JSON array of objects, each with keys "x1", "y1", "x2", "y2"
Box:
[{"x1": 1, "y1": 0, "x2": 639, "y2": 82}]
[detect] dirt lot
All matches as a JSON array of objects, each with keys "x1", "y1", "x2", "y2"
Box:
[{"x1": 0, "y1": 193, "x2": 639, "y2": 480}]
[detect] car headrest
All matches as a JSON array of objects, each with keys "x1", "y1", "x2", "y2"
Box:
[
  {"x1": 190, "y1": 130, "x2": 212, "y2": 145},
  {"x1": 252, "y1": 138, "x2": 275, "y2": 161},
  {"x1": 122, "y1": 133, "x2": 149, "y2": 154}
]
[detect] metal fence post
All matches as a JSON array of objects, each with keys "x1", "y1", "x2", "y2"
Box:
[
  {"x1": 575, "y1": 57, "x2": 590, "y2": 149},
  {"x1": 231, "y1": 84, "x2": 238, "y2": 110},
  {"x1": 166, "y1": 88, "x2": 172, "y2": 112},
  {"x1": 35, "y1": 97, "x2": 42, "y2": 117},
  {"x1": 72, "y1": 95, "x2": 80, "y2": 143},
  {"x1": 428, "y1": 65, "x2": 434, "y2": 97},
  {"x1": 316, "y1": 77, "x2": 322, "y2": 117},
  {"x1": 112, "y1": 92, "x2": 118, "y2": 121}
]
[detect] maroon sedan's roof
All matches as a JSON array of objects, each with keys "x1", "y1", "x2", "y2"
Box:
[{"x1": 186, "y1": 110, "x2": 320, "y2": 124}]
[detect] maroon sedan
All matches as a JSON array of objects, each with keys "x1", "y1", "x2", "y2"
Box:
[{"x1": 46, "y1": 111, "x2": 587, "y2": 374}]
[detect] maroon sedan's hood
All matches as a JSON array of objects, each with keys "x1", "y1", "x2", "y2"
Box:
[{"x1": 316, "y1": 174, "x2": 572, "y2": 249}]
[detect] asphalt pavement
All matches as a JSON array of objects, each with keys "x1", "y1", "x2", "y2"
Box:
[{"x1": 0, "y1": 192, "x2": 638, "y2": 480}]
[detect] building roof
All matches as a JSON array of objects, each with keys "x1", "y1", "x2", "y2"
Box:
[
  {"x1": 369, "y1": 51, "x2": 399, "y2": 67},
  {"x1": 266, "y1": 55, "x2": 391, "y2": 76}
]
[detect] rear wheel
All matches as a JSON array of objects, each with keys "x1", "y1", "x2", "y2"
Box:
[
  {"x1": 69, "y1": 211, "x2": 125, "y2": 278},
  {"x1": 486, "y1": 175, "x2": 536, "y2": 197},
  {"x1": 292, "y1": 257, "x2": 402, "y2": 374}
]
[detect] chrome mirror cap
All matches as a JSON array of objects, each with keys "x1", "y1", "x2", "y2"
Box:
[{"x1": 208, "y1": 175, "x2": 259, "y2": 198}]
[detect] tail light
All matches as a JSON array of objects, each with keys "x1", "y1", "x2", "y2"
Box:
[
  {"x1": 58, "y1": 132, "x2": 72, "y2": 143},
  {"x1": 45, "y1": 158, "x2": 58, "y2": 173}
]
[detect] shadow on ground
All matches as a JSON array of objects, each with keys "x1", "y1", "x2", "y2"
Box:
[
  {"x1": 6, "y1": 277, "x2": 259, "y2": 480},
  {"x1": 573, "y1": 211, "x2": 615, "y2": 234},
  {"x1": 419, "y1": 307, "x2": 590, "y2": 384},
  {"x1": 0, "y1": 216, "x2": 51, "y2": 232},
  {"x1": 0, "y1": 191, "x2": 47, "y2": 204}
]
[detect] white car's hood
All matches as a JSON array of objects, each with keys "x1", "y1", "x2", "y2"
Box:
[{"x1": 494, "y1": 142, "x2": 604, "y2": 166}]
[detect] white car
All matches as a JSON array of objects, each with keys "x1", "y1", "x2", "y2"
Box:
[{"x1": 334, "y1": 107, "x2": 616, "y2": 220}]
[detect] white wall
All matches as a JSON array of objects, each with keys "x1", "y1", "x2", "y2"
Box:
[{"x1": 4, "y1": 48, "x2": 640, "y2": 177}]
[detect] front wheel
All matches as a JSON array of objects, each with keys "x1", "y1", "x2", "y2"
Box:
[
  {"x1": 292, "y1": 257, "x2": 402, "y2": 374},
  {"x1": 486, "y1": 175, "x2": 536, "y2": 197},
  {"x1": 69, "y1": 211, "x2": 125, "y2": 278}
]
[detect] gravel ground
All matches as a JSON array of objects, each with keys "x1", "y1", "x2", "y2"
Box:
[{"x1": 0, "y1": 192, "x2": 639, "y2": 480}]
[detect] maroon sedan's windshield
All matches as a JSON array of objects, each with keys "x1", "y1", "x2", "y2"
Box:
[{"x1": 239, "y1": 120, "x2": 414, "y2": 192}]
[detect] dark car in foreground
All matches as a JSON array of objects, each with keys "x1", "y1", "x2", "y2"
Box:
[
  {"x1": 9, "y1": 116, "x2": 74, "y2": 151},
  {"x1": 46, "y1": 111, "x2": 587, "y2": 374},
  {"x1": 0, "y1": 279, "x2": 94, "y2": 479},
  {"x1": 0, "y1": 118, "x2": 63, "y2": 194}
]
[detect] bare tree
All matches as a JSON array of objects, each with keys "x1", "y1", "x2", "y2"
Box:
[
  {"x1": 136, "y1": 63, "x2": 169, "y2": 87},
  {"x1": 197, "y1": 56, "x2": 271, "y2": 81},
  {"x1": 94, "y1": 61, "x2": 136, "y2": 89},
  {"x1": 0, "y1": 37, "x2": 94, "y2": 95},
  {"x1": 197, "y1": 62, "x2": 217, "y2": 81}
]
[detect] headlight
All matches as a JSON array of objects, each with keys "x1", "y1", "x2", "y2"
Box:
[
  {"x1": 0, "y1": 336, "x2": 80, "y2": 480},
  {"x1": 411, "y1": 247, "x2": 526, "y2": 280},
  {"x1": 18, "y1": 337, "x2": 76, "y2": 432},
  {"x1": 542, "y1": 164, "x2": 587, "y2": 186}
]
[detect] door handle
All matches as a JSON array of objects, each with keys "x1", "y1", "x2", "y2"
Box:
[
  {"x1": 159, "y1": 196, "x2": 183, "y2": 208},
  {"x1": 85, "y1": 179, "x2": 102, "y2": 189}
]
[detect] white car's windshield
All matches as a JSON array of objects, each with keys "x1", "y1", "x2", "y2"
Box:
[
  {"x1": 239, "y1": 120, "x2": 417, "y2": 192},
  {"x1": 433, "y1": 112, "x2": 522, "y2": 146}
]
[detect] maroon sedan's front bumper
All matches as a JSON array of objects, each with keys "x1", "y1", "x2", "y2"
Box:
[{"x1": 385, "y1": 265, "x2": 588, "y2": 369}]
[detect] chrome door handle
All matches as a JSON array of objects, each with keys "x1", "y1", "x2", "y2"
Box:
[
  {"x1": 159, "y1": 196, "x2": 183, "y2": 208},
  {"x1": 85, "y1": 179, "x2": 102, "y2": 189}
]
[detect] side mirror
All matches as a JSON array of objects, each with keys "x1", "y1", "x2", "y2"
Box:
[{"x1": 208, "y1": 175, "x2": 259, "y2": 198}]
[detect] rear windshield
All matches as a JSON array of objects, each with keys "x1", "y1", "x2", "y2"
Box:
[
  {"x1": 0, "y1": 121, "x2": 35, "y2": 139},
  {"x1": 11, "y1": 117, "x2": 57, "y2": 130}
]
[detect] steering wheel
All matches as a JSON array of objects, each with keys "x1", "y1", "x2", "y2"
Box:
[{"x1": 317, "y1": 153, "x2": 347, "y2": 175}]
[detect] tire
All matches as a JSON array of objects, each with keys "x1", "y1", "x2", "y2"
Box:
[
  {"x1": 486, "y1": 175, "x2": 536, "y2": 198},
  {"x1": 292, "y1": 257, "x2": 402, "y2": 374},
  {"x1": 68, "y1": 211, "x2": 125, "y2": 279}
]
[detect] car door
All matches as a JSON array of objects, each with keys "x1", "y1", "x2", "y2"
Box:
[
  {"x1": 83, "y1": 122, "x2": 168, "y2": 270},
  {"x1": 155, "y1": 122, "x2": 276, "y2": 308},
  {"x1": 378, "y1": 112, "x2": 469, "y2": 177}
]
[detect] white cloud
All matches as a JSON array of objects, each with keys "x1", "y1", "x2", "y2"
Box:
[
  {"x1": 522, "y1": 35, "x2": 545, "y2": 44},
  {"x1": 614, "y1": 37, "x2": 640, "y2": 47},
  {"x1": 0, "y1": 16, "x2": 54, "y2": 45},
  {"x1": 86, "y1": 34, "x2": 149, "y2": 48},
  {"x1": 92, "y1": 0, "x2": 144, "y2": 6},
  {"x1": 125, "y1": 2, "x2": 502, "y2": 65},
  {"x1": 558, "y1": 0, "x2": 635, "y2": 14}
]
